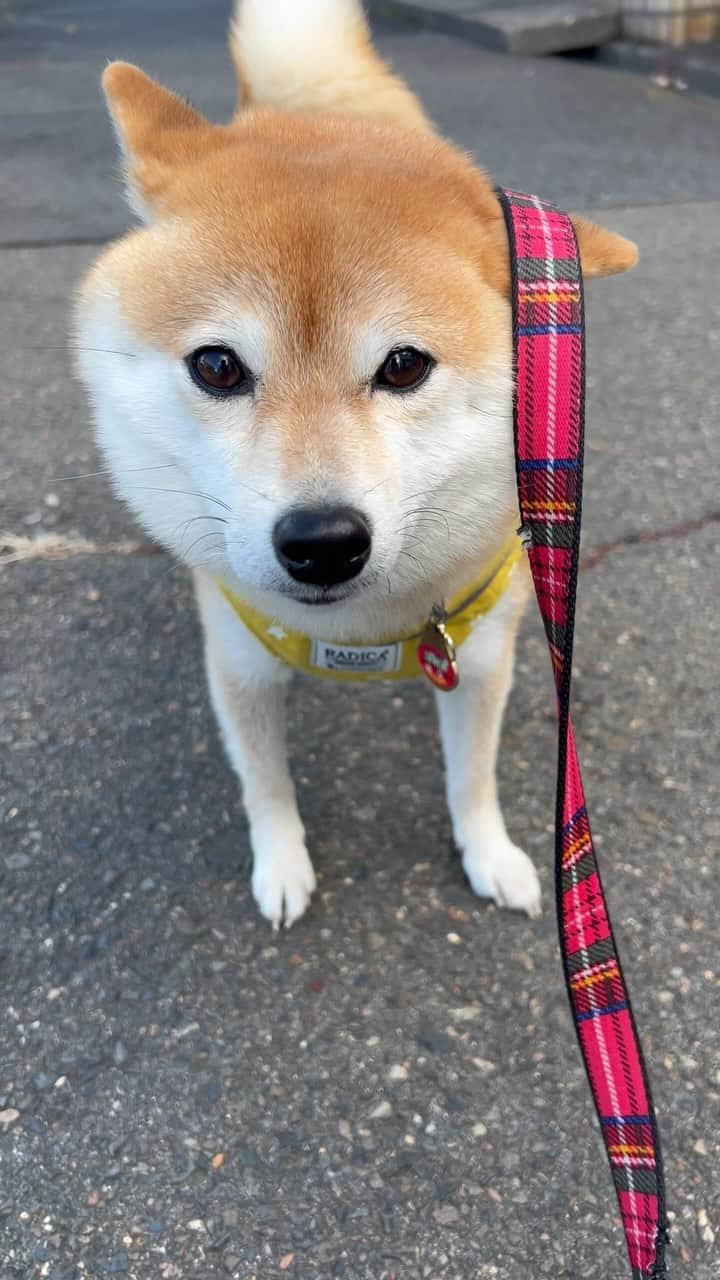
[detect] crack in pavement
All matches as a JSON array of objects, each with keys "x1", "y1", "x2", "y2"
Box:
[
  {"x1": 0, "y1": 531, "x2": 160, "y2": 564},
  {"x1": 580, "y1": 510, "x2": 720, "y2": 570},
  {"x1": 2, "y1": 511, "x2": 718, "y2": 571}
]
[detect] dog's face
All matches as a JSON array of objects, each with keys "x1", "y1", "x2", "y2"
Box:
[{"x1": 77, "y1": 66, "x2": 635, "y2": 627}]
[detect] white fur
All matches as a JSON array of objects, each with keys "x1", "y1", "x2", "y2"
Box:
[
  {"x1": 232, "y1": 0, "x2": 370, "y2": 101},
  {"x1": 77, "y1": 292, "x2": 519, "y2": 634},
  {"x1": 76, "y1": 285, "x2": 540, "y2": 926},
  {"x1": 195, "y1": 573, "x2": 316, "y2": 927},
  {"x1": 435, "y1": 585, "x2": 541, "y2": 917},
  {"x1": 230, "y1": 0, "x2": 430, "y2": 127},
  {"x1": 230, "y1": 0, "x2": 368, "y2": 110},
  {"x1": 74, "y1": 1, "x2": 541, "y2": 927}
]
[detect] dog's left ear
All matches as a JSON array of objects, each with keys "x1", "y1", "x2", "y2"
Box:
[
  {"x1": 481, "y1": 209, "x2": 638, "y2": 297},
  {"x1": 569, "y1": 214, "x2": 638, "y2": 278}
]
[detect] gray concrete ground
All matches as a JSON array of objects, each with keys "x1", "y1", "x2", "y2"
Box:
[{"x1": 1, "y1": 3, "x2": 719, "y2": 1278}]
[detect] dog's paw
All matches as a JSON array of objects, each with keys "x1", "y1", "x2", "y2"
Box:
[
  {"x1": 462, "y1": 834, "x2": 541, "y2": 917},
  {"x1": 251, "y1": 840, "x2": 317, "y2": 929}
]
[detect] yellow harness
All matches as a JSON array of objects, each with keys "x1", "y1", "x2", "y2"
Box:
[{"x1": 217, "y1": 532, "x2": 522, "y2": 685}]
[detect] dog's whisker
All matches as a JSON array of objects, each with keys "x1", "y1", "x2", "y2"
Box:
[
  {"x1": 53, "y1": 463, "x2": 177, "y2": 482},
  {"x1": 399, "y1": 484, "x2": 467, "y2": 506},
  {"x1": 192, "y1": 549, "x2": 227, "y2": 574},
  {"x1": 152, "y1": 548, "x2": 186, "y2": 584},
  {"x1": 173, "y1": 513, "x2": 228, "y2": 558},
  {"x1": 185, "y1": 513, "x2": 228, "y2": 526},
  {"x1": 400, "y1": 534, "x2": 434, "y2": 555},
  {"x1": 155, "y1": 539, "x2": 226, "y2": 583},
  {"x1": 230, "y1": 478, "x2": 275, "y2": 504},
  {"x1": 402, "y1": 505, "x2": 452, "y2": 520},
  {"x1": 62, "y1": 466, "x2": 272, "y2": 509},
  {"x1": 408, "y1": 514, "x2": 453, "y2": 530},
  {"x1": 467, "y1": 402, "x2": 508, "y2": 420},
  {"x1": 175, "y1": 514, "x2": 229, "y2": 542},
  {"x1": 24, "y1": 345, "x2": 138, "y2": 358},
  {"x1": 127, "y1": 484, "x2": 233, "y2": 514},
  {"x1": 183, "y1": 529, "x2": 228, "y2": 562},
  {"x1": 397, "y1": 548, "x2": 428, "y2": 580},
  {"x1": 397, "y1": 513, "x2": 452, "y2": 533},
  {"x1": 403, "y1": 520, "x2": 453, "y2": 546},
  {"x1": 362, "y1": 474, "x2": 394, "y2": 498},
  {"x1": 399, "y1": 508, "x2": 452, "y2": 539}
]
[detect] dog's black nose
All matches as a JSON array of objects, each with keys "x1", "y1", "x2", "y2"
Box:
[{"x1": 273, "y1": 506, "x2": 372, "y2": 587}]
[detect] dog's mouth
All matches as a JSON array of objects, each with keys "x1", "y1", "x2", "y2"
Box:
[
  {"x1": 291, "y1": 587, "x2": 357, "y2": 607},
  {"x1": 278, "y1": 575, "x2": 375, "y2": 608}
]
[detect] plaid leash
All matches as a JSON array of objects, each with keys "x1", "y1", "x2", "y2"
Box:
[{"x1": 497, "y1": 188, "x2": 669, "y2": 1279}]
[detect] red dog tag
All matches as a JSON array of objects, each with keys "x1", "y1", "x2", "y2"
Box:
[{"x1": 417, "y1": 618, "x2": 458, "y2": 691}]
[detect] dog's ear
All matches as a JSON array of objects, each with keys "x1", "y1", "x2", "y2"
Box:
[
  {"x1": 570, "y1": 215, "x2": 638, "y2": 278},
  {"x1": 102, "y1": 62, "x2": 217, "y2": 219},
  {"x1": 481, "y1": 209, "x2": 638, "y2": 297}
]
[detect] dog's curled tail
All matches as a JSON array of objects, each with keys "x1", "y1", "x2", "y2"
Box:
[{"x1": 229, "y1": 0, "x2": 430, "y2": 130}]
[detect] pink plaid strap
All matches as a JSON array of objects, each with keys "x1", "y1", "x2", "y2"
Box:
[{"x1": 497, "y1": 188, "x2": 669, "y2": 1279}]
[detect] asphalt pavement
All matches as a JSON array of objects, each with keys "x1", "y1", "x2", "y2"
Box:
[{"x1": 1, "y1": 3, "x2": 719, "y2": 1278}]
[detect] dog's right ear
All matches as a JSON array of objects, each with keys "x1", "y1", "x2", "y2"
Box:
[{"x1": 102, "y1": 62, "x2": 213, "y2": 220}]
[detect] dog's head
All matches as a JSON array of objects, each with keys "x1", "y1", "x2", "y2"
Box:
[{"x1": 76, "y1": 1, "x2": 636, "y2": 627}]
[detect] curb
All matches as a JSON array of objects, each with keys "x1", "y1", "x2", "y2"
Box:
[
  {"x1": 366, "y1": 0, "x2": 620, "y2": 57},
  {"x1": 368, "y1": 1, "x2": 720, "y2": 100}
]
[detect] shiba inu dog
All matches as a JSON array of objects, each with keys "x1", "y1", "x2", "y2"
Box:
[{"x1": 75, "y1": 0, "x2": 637, "y2": 927}]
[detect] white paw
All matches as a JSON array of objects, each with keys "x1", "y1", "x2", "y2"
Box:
[
  {"x1": 462, "y1": 834, "x2": 541, "y2": 917},
  {"x1": 251, "y1": 838, "x2": 317, "y2": 929}
]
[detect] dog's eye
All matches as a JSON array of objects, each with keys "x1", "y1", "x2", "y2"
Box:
[
  {"x1": 375, "y1": 347, "x2": 433, "y2": 393},
  {"x1": 187, "y1": 346, "x2": 253, "y2": 396}
]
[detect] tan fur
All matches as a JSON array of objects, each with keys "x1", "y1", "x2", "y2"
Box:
[
  {"x1": 93, "y1": 60, "x2": 637, "y2": 369},
  {"x1": 87, "y1": 102, "x2": 510, "y2": 360},
  {"x1": 77, "y1": 2, "x2": 638, "y2": 927},
  {"x1": 87, "y1": 75, "x2": 516, "y2": 471},
  {"x1": 569, "y1": 214, "x2": 638, "y2": 277}
]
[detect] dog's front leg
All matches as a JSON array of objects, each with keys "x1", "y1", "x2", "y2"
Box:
[
  {"x1": 194, "y1": 573, "x2": 316, "y2": 928},
  {"x1": 434, "y1": 587, "x2": 541, "y2": 916}
]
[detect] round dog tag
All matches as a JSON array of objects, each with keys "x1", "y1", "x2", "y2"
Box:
[{"x1": 417, "y1": 619, "x2": 459, "y2": 691}]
